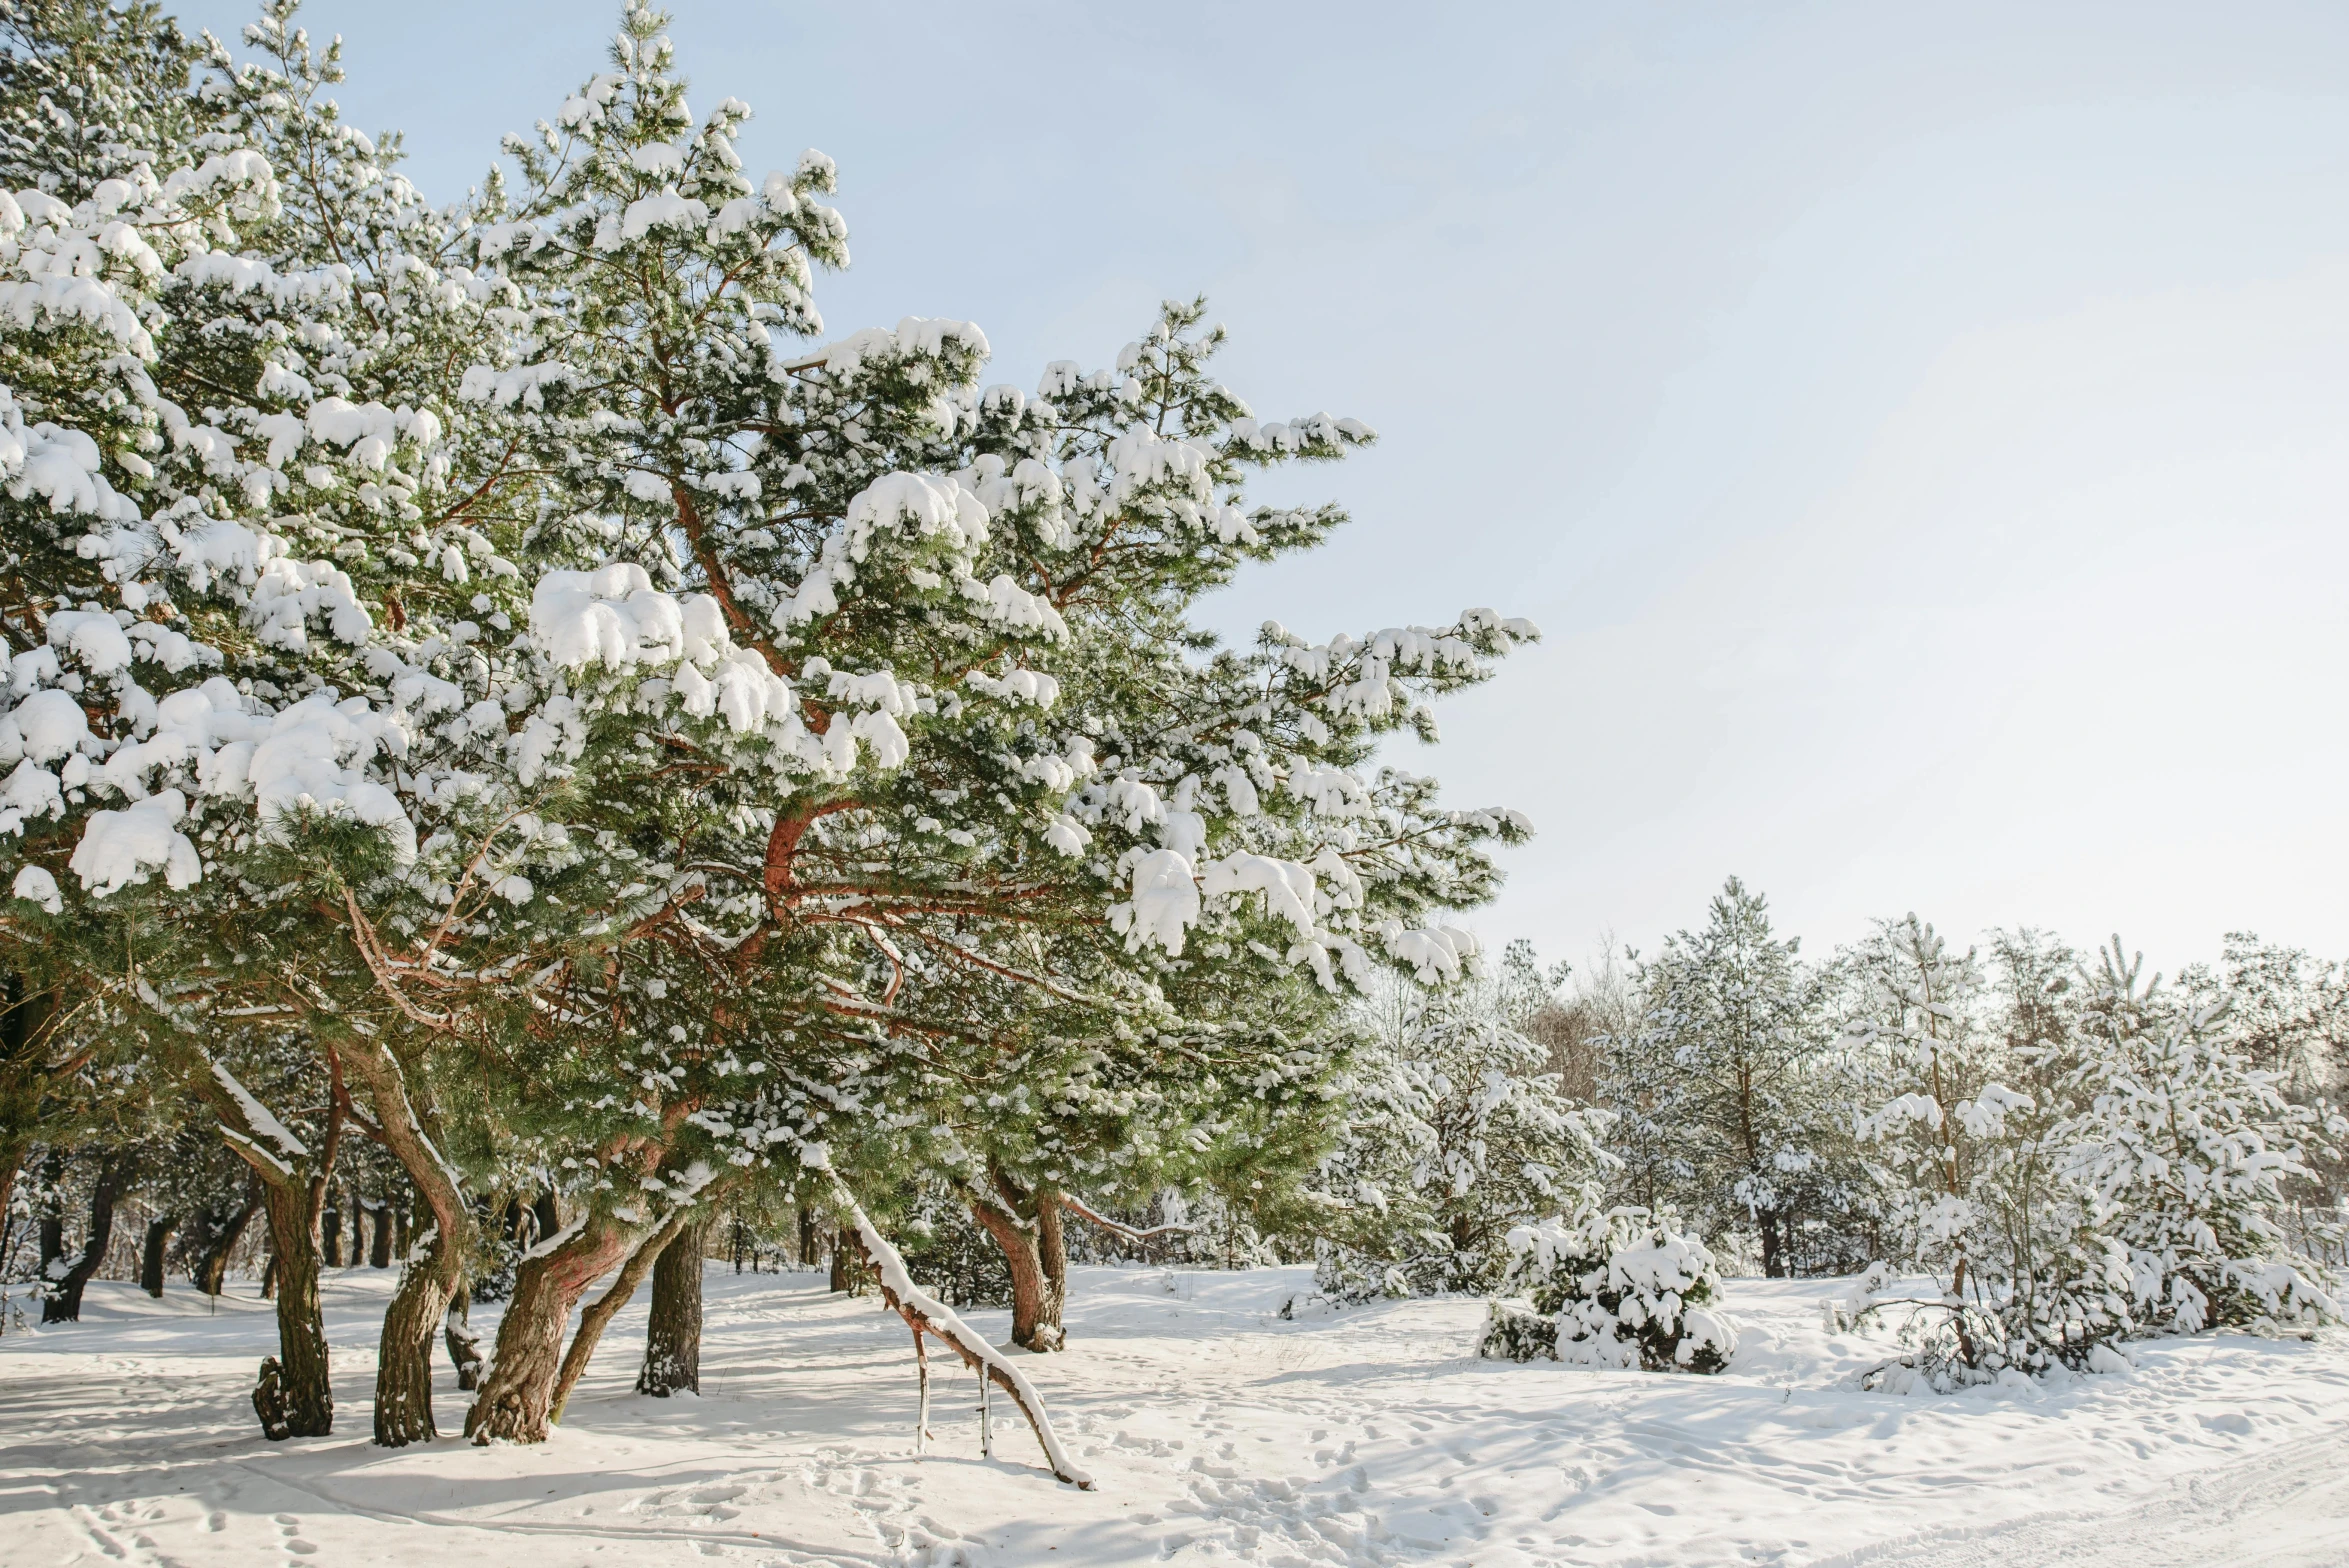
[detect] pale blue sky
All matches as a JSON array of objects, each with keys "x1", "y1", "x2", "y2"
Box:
[{"x1": 181, "y1": 0, "x2": 2349, "y2": 971}]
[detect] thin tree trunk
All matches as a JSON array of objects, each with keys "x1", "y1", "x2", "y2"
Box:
[
  {"x1": 1759, "y1": 1209, "x2": 1785, "y2": 1279},
  {"x1": 192, "y1": 1188, "x2": 260, "y2": 1295},
  {"x1": 43, "y1": 1153, "x2": 130, "y2": 1323},
  {"x1": 251, "y1": 1177, "x2": 332, "y2": 1439},
  {"x1": 638, "y1": 1211, "x2": 710, "y2": 1397},
  {"x1": 445, "y1": 1290, "x2": 483, "y2": 1390},
  {"x1": 466, "y1": 1209, "x2": 637, "y2": 1445},
  {"x1": 333, "y1": 1039, "x2": 475, "y2": 1448},
  {"x1": 369, "y1": 1198, "x2": 394, "y2": 1268},
  {"x1": 321, "y1": 1196, "x2": 342, "y2": 1268},
  {"x1": 829, "y1": 1226, "x2": 864, "y2": 1292},
  {"x1": 797, "y1": 1203, "x2": 816, "y2": 1267},
  {"x1": 139, "y1": 1213, "x2": 175, "y2": 1298},
  {"x1": 0, "y1": 1138, "x2": 24, "y2": 1258},
  {"x1": 1035, "y1": 1190, "x2": 1069, "y2": 1344},
  {"x1": 549, "y1": 1206, "x2": 692, "y2": 1424},
  {"x1": 36, "y1": 1147, "x2": 62, "y2": 1279}
]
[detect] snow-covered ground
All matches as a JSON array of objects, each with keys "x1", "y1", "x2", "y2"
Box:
[{"x1": 4, "y1": 1264, "x2": 2346, "y2": 1567}]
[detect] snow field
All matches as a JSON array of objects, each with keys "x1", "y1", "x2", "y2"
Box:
[{"x1": 2, "y1": 1264, "x2": 2346, "y2": 1567}]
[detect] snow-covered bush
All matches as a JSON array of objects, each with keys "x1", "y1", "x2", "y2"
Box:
[{"x1": 1483, "y1": 1194, "x2": 1738, "y2": 1372}]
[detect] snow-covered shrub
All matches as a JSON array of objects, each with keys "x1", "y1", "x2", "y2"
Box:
[
  {"x1": 1478, "y1": 1298, "x2": 1557, "y2": 1361},
  {"x1": 1489, "y1": 1194, "x2": 1738, "y2": 1372}
]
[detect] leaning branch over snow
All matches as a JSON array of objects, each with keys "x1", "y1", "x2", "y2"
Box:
[{"x1": 824, "y1": 1170, "x2": 1094, "y2": 1488}]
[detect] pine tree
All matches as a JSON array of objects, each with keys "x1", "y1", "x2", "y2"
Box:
[
  {"x1": 1312, "y1": 942, "x2": 1610, "y2": 1299},
  {"x1": 1611, "y1": 878, "x2": 1850, "y2": 1274},
  {"x1": 2064, "y1": 938, "x2": 2338, "y2": 1334}
]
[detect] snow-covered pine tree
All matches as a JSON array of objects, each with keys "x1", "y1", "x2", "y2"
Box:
[
  {"x1": 1841, "y1": 918, "x2": 2133, "y2": 1383},
  {"x1": 2063, "y1": 937, "x2": 2339, "y2": 1336},
  {"x1": 1310, "y1": 940, "x2": 1612, "y2": 1301},
  {"x1": 2177, "y1": 932, "x2": 2349, "y2": 1258},
  {"x1": 1610, "y1": 878, "x2": 1857, "y2": 1275},
  {"x1": 7, "y1": 0, "x2": 1548, "y2": 1451}
]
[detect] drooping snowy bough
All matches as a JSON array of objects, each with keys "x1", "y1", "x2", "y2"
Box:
[{"x1": 820, "y1": 1161, "x2": 1092, "y2": 1488}]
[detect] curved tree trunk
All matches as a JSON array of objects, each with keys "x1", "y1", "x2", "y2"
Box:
[
  {"x1": 970, "y1": 1168, "x2": 1067, "y2": 1351},
  {"x1": 638, "y1": 1210, "x2": 710, "y2": 1397},
  {"x1": 466, "y1": 1209, "x2": 636, "y2": 1445},
  {"x1": 252, "y1": 1177, "x2": 332, "y2": 1438},
  {"x1": 548, "y1": 1206, "x2": 691, "y2": 1423},
  {"x1": 333, "y1": 1039, "x2": 475, "y2": 1448},
  {"x1": 835, "y1": 1186, "x2": 1092, "y2": 1487},
  {"x1": 139, "y1": 1213, "x2": 175, "y2": 1298},
  {"x1": 970, "y1": 1194, "x2": 1061, "y2": 1352},
  {"x1": 43, "y1": 1153, "x2": 130, "y2": 1323}
]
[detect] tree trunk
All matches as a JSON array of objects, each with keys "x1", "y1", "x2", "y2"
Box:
[
  {"x1": 36, "y1": 1147, "x2": 62, "y2": 1279},
  {"x1": 466, "y1": 1209, "x2": 637, "y2": 1445},
  {"x1": 0, "y1": 1138, "x2": 24, "y2": 1260},
  {"x1": 1036, "y1": 1190, "x2": 1068, "y2": 1342},
  {"x1": 43, "y1": 1153, "x2": 130, "y2": 1323},
  {"x1": 972, "y1": 1168, "x2": 1067, "y2": 1351},
  {"x1": 252, "y1": 1177, "x2": 332, "y2": 1438},
  {"x1": 372, "y1": 1235, "x2": 455, "y2": 1446},
  {"x1": 139, "y1": 1213, "x2": 175, "y2": 1298},
  {"x1": 970, "y1": 1195, "x2": 1063, "y2": 1352},
  {"x1": 548, "y1": 1206, "x2": 692, "y2": 1423},
  {"x1": 332, "y1": 1038, "x2": 475, "y2": 1448},
  {"x1": 190, "y1": 1185, "x2": 260, "y2": 1294},
  {"x1": 320, "y1": 1196, "x2": 342, "y2": 1268},
  {"x1": 1759, "y1": 1210, "x2": 1786, "y2": 1279},
  {"x1": 797, "y1": 1203, "x2": 816, "y2": 1267},
  {"x1": 366, "y1": 1198, "x2": 391, "y2": 1268},
  {"x1": 445, "y1": 1290, "x2": 483, "y2": 1391},
  {"x1": 638, "y1": 1211, "x2": 710, "y2": 1397},
  {"x1": 828, "y1": 1226, "x2": 864, "y2": 1292}
]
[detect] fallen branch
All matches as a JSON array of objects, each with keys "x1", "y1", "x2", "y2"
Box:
[{"x1": 826, "y1": 1175, "x2": 1092, "y2": 1488}]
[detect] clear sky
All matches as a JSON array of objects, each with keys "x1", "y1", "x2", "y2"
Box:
[{"x1": 179, "y1": 0, "x2": 2349, "y2": 973}]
